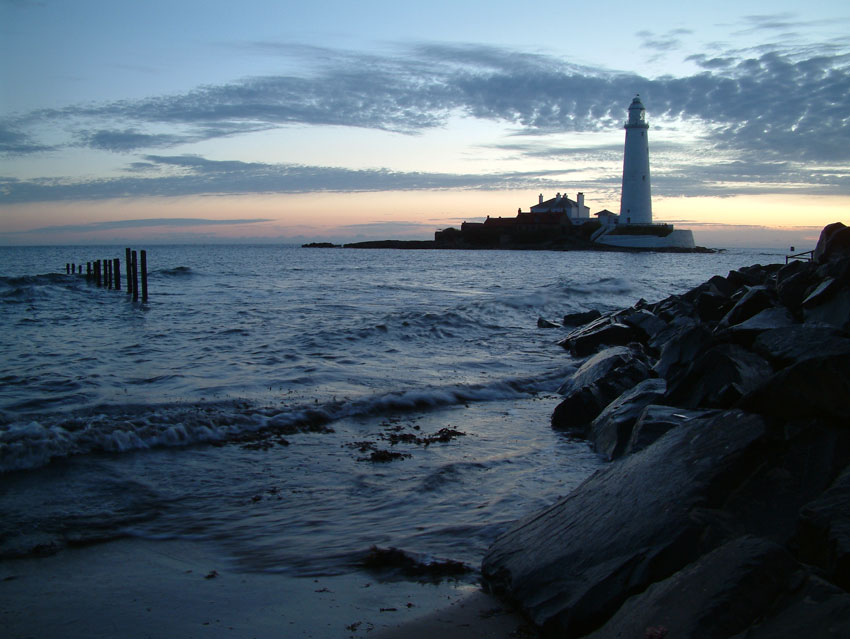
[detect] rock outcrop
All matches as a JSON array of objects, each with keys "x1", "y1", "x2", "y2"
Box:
[{"x1": 483, "y1": 222, "x2": 850, "y2": 637}]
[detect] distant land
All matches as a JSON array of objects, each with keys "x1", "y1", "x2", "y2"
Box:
[{"x1": 303, "y1": 231, "x2": 716, "y2": 253}]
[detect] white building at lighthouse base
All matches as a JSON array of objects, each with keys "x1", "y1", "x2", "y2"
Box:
[{"x1": 594, "y1": 227, "x2": 696, "y2": 249}]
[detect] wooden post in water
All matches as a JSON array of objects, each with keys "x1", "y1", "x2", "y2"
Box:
[
  {"x1": 66, "y1": 263, "x2": 70, "y2": 274},
  {"x1": 106, "y1": 259, "x2": 112, "y2": 289},
  {"x1": 131, "y1": 250, "x2": 139, "y2": 302},
  {"x1": 125, "y1": 248, "x2": 133, "y2": 296},
  {"x1": 78, "y1": 264, "x2": 82, "y2": 274},
  {"x1": 95, "y1": 260, "x2": 102, "y2": 287},
  {"x1": 86, "y1": 262, "x2": 92, "y2": 281},
  {"x1": 140, "y1": 250, "x2": 148, "y2": 302},
  {"x1": 113, "y1": 258, "x2": 121, "y2": 290}
]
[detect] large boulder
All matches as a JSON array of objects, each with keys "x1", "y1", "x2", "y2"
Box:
[
  {"x1": 651, "y1": 318, "x2": 713, "y2": 379},
  {"x1": 624, "y1": 405, "x2": 716, "y2": 456},
  {"x1": 751, "y1": 325, "x2": 850, "y2": 367},
  {"x1": 814, "y1": 221, "x2": 850, "y2": 264},
  {"x1": 665, "y1": 343, "x2": 773, "y2": 409},
  {"x1": 584, "y1": 536, "x2": 801, "y2": 639},
  {"x1": 739, "y1": 352, "x2": 850, "y2": 423},
  {"x1": 588, "y1": 378, "x2": 666, "y2": 460},
  {"x1": 617, "y1": 308, "x2": 668, "y2": 344},
  {"x1": 793, "y1": 465, "x2": 850, "y2": 590},
  {"x1": 552, "y1": 347, "x2": 652, "y2": 431},
  {"x1": 482, "y1": 411, "x2": 768, "y2": 637},
  {"x1": 803, "y1": 287, "x2": 850, "y2": 332},
  {"x1": 562, "y1": 309, "x2": 602, "y2": 326},
  {"x1": 718, "y1": 286, "x2": 776, "y2": 329},
  {"x1": 775, "y1": 261, "x2": 818, "y2": 312},
  {"x1": 558, "y1": 316, "x2": 638, "y2": 357},
  {"x1": 730, "y1": 575, "x2": 850, "y2": 638}
]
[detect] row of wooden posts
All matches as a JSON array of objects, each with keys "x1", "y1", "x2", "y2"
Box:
[{"x1": 65, "y1": 248, "x2": 148, "y2": 302}]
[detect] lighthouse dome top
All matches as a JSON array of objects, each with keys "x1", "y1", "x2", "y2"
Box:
[{"x1": 625, "y1": 94, "x2": 648, "y2": 128}]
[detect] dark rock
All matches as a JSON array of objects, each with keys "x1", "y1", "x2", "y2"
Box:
[
  {"x1": 665, "y1": 343, "x2": 773, "y2": 409},
  {"x1": 536, "y1": 317, "x2": 560, "y2": 328},
  {"x1": 652, "y1": 321, "x2": 714, "y2": 380},
  {"x1": 776, "y1": 267, "x2": 818, "y2": 312},
  {"x1": 802, "y1": 276, "x2": 841, "y2": 308},
  {"x1": 694, "y1": 290, "x2": 733, "y2": 323},
  {"x1": 722, "y1": 306, "x2": 796, "y2": 345},
  {"x1": 728, "y1": 265, "x2": 774, "y2": 289},
  {"x1": 718, "y1": 420, "x2": 849, "y2": 547},
  {"x1": 589, "y1": 378, "x2": 666, "y2": 460},
  {"x1": 794, "y1": 466, "x2": 850, "y2": 591},
  {"x1": 683, "y1": 274, "x2": 740, "y2": 304},
  {"x1": 651, "y1": 295, "x2": 695, "y2": 323},
  {"x1": 739, "y1": 352, "x2": 850, "y2": 423},
  {"x1": 558, "y1": 318, "x2": 638, "y2": 357},
  {"x1": 775, "y1": 258, "x2": 810, "y2": 285},
  {"x1": 584, "y1": 536, "x2": 800, "y2": 639},
  {"x1": 814, "y1": 221, "x2": 850, "y2": 264},
  {"x1": 562, "y1": 309, "x2": 602, "y2": 326},
  {"x1": 618, "y1": 308, "x2": 668, "y2": 344},
  {"x1": 624, "y1": 405, "x2": 716, "y2": 456},
  {"x1": 552, "y1": 347, "x2": 653, "y2": 431},
  {"x1": 362, "y1": 546, "x2": 472, "y2": 582},
  {"x1": 482, "y1": 411, "x2": 768, "y2": 636},
  {"x1": 752, "y1": 325, "x2": 850, "y2": 367},
  {"x1": 301, "y1": 242, "x2": 341, "y2": 248},
  {"x1": 551, "y1": 387, "x2": 603, "y2": 432},
  {"x1": 719, "y1": 286, "x2": 776, "y2": 328},
  {"x1": 803, "y1": 287, "x2": 850, "y2": 331},
  {"x1": 730, "y1": 575, "x2": 850, "y2": 639}
]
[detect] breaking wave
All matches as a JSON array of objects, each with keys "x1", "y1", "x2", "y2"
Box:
[{"x1": 0, "y1": 368, "x2": 572, "y2": 473}]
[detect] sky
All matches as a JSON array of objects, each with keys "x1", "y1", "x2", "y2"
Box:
[{"x1": 1, "y1": 0, "x2": 849, "y2": 247}]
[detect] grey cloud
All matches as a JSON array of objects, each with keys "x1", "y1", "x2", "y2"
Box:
[
  {"x1": 15, "y1": 38, "x2": 844, "y2": 162},
  {"x1": 637, "y1": 28, "x2": 694, "y2": 53},
  {"x1": 79, "y1": 129, "x2": 191, "y2": 152},
  {"x1": 3, "y1": 32, "x2": 849, "y2": 200},
  {"x1": 0, "y1": 155, "x2": 562, "y2": 203},
  {"x1": 9, "y1": 218, "x2": 273, "y2": 235},
  {"x1": 0, "y1": 123, "x2": 53, "y2": 154}
]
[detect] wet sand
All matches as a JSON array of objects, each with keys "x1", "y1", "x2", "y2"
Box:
[{"x1": 0, "y1": 538, "x2": 532, "y2": 638}]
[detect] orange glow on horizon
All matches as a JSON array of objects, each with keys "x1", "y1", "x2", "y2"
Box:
[{"x1": 1, "y1": 191, "x2": 847, "y2": 246}]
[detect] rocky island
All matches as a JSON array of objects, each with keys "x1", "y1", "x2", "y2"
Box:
[{"x1": 482, "y1": 222, "x2": 850, "y2": 637}]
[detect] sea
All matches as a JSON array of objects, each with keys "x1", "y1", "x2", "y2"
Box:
[{"x1": 0, "y1": 245, "x2": 785, "y2": 580}]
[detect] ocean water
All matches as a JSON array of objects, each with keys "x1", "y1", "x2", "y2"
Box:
[{"x1": 0, "y1": 245, "x2": 784, "y2": 577}]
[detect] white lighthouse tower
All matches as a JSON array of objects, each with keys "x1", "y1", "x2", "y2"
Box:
[{"x1": 619, "y1": 94, "x2": 652, "y2": 225}]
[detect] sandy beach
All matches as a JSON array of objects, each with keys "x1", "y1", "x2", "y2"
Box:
[{"x1": 0, "y1": 537, "x2": 532, "y2": 638}]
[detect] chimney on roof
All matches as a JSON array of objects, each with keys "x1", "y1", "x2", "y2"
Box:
[
  {"x1": 556, "y1": 192, "x2": 561, "y2": 200},
  {"x1": 578, "y1": 192, "x2": 584, "y2": 211},
  {"x1": 539, "y1": 194, "x2": 543, "y2": 204}
]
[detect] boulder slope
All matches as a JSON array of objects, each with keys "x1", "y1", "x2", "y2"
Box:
[{"x1": 483, "y1": 222, "x2": 850, "y2": 637}]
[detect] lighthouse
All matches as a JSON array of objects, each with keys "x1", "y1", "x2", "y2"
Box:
[{"x1": 619, "y1": 94, "x2": 652, "y2": 225}]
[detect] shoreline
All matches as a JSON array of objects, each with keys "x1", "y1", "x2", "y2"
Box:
[
  {"x1": 303, "y1": 239, "x2": 717, "y2": 253},
  {"x1": 0, "y1": 537, "x2": 532, "y2": 639}
]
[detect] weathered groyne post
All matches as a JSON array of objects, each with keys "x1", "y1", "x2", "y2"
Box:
[
  {"x1": 70, "y1": 248, "x2": 148, "y2": 300},
  {"x1": 125, "y1": 248, "x2": 133, "y2": 297},
  {"x1": 131, "y1": 250, "x2": 139, "y2": 302},
  {"x1": 140, "y1": 250, "x2": 148, "y2": 303},
  {"x1": 113, "y1": 258, "x2": 120, "y2": 290}
]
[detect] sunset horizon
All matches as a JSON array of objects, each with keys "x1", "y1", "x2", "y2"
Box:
[{"x1": 2, "y1": 1, "x2": 848, "y2": 248}]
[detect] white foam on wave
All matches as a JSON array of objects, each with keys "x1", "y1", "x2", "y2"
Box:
[{"x1": 0, "y1": 367, "x2": 574, "y2": 474}]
